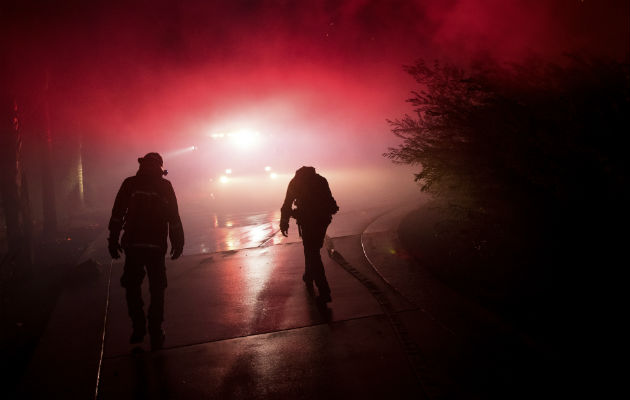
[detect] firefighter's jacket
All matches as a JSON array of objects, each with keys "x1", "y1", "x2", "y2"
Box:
[
  {"x1": 109, "y1": 167, "x2": 184, "y2": 252},
  {"x1": 280, "y1": 166, "x2": 339, "y2": 230}
]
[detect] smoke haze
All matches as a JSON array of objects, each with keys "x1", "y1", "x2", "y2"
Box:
[{"x1": 1, "y1": 0, "x2": 627, "y2": 216}]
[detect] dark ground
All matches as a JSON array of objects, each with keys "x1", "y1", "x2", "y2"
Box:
[
  {"x1": 396, "y1": 198, "x2": 625, "y2": 399},
  {"x1": 0, "y1": 221, "x2": 103, "y2": 396},
  {"x1": 397, "y1": 201, "x2": 558, "y2": 351}
]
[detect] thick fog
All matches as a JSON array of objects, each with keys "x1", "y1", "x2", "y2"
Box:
[{"x1": 2, "y1": 0, "x2": 627, "y2": 221}]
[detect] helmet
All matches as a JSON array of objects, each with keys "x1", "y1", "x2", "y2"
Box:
[
  {"x1": 138, "y1": 152, "x2": 163, "y2": 166},
  {"x1": 295, "y1": 166, "x2": 316, "y2": 176}
]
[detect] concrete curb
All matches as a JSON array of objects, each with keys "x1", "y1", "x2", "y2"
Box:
[{"x1": 359, "y1": 202, "x2": 422, "y2": 297}]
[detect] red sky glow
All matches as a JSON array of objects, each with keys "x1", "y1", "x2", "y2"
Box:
[{"x1": 1, "y1": 0, "x2": 627, "y2": 212}]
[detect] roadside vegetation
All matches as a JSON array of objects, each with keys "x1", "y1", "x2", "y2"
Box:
[{"x1": 387, "y1": 55, "x2": 629, "y2": 344}]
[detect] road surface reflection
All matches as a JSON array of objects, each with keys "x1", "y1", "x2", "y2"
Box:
[{"x1": 182, "y1": 208, "x2": 282, "y2": 255}]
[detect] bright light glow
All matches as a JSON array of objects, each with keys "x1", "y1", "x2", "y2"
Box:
[
  {"x1": 77, "y1": 152, "x2": 84, "y2": 204},
  {"x1": 228, "y1": 129, "x2": 261, "y2": 150},
  {"x1": 270, "y1": 172, "x2": 278, "y2": 179},
  {"x1": 219, "y1": 175, "x2": 229, "y2": 183},
  {"x1": 192, "y1": 145, "x2": 198, "y2": 150},
  {"x1": 225, "y1": 169, "x2": 232, "y2": 174},
  {"x1": 264, "y1": 166, "x2": 271, "y2": 172},
  {"x1": 163, "y1": 146, "x2": 197, "y2": 159},
  {"x1": 249, "y1": 224, "x2": 270, "y2": 244},
  {"x1": 208, "y1": 128, "x2": 262, "y2": 150},
  {"x1": 212, "y1": 214, "x2": 219, "y2": 228}
]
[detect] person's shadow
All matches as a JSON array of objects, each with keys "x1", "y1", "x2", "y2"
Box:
[{"x1": 129, "y1": 348, "x2": 170, "y2": 399}]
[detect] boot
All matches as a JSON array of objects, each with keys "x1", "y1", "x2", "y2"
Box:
[
  {"x1": 130, "y1": 322, "x2": 146, "y2": 344},
  {"x1": 316, "y1": 291, "x2": 332, "y2": 304}
]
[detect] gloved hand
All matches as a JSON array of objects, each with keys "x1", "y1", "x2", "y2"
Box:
[
  {"x1": 280, "y1": 221, "x2": 289, "y2": 237},
  {"x1": 170, "y1": 246, "x2": 183, "y2": 260},
  {"x1": 108, "y1": 239, "x2": 122, "y2": 259}
]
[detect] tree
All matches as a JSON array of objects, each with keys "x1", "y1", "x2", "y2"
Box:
[
  {"x1": 385, "y1": 56, "x2": 629, "y2": 222},
  {"x1": 41, "y1": 69, "x2": 58, "y2": 237},
  {"x1": 0, "y1": 95, "x2": 33, "y2": 271}
]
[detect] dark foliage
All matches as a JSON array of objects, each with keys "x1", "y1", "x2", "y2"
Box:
[
  {"x1": 386, "y1": 55, "x2": 630, "y2": 257},
  {"x1": 386, "y1": 56, "x2": 628, "y2": 213},
  {"x1": 388, "y1": 56, "x2": 629, "y2": 343}
]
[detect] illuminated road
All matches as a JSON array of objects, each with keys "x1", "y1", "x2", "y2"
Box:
[
  {"x1": 97, "y1": 204, "x2": 427, "y2": 399},
  {"x1": 19, "y1": 200, "x2": 541, "y2": 399},
  {"x1": 181, "y1": 205, "x2": 400, "y2": 254}
]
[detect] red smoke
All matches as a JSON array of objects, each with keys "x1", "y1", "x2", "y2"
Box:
[{"x1": 2, "y1": 0, "x2": 627, "y2": 159}]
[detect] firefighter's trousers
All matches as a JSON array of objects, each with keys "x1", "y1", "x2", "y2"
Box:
[
  {"x1": 300, "y1": 220, "x2": 331, "y2": 295},
  {"x1": 120, "y1": 247, "x2": 167, "y2": 333}
]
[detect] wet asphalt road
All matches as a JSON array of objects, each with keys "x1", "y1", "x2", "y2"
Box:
[
  {"x1": 97, "y1": 204, "x2": 428, "y2": 399},
  {"x1": 179, "y1": 205, "x2": 398, "y2": 255},
  {"x1": 17, "y1": 199, "x2": 546, "y2": 399}
]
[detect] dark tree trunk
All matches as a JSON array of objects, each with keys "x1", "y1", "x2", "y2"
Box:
[
  {"x1": 41, "y1": 71, "x2": 57, "y2": 237},
  {"x1": 0, "y1": 96, "x2": 33, "y2": 270}
]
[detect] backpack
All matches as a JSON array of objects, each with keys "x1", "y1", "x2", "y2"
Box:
[{"x1": 294, "y1": 173, "x2": 339, "y2": 220}]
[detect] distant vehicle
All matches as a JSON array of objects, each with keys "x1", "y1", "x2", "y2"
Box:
[
  {"x1": 181, "y1": 129, "x2": 290, "y2": 208},
  {"x1": 203, "y1": 129, "x2": 283, "y2": 183}
]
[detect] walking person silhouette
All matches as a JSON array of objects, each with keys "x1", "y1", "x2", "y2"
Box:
[
  {"x1": 108, "y1": 152, "x2": 184, "y2": 350},
  {"x1": 280, "y1": 166, "x2": 339, "y2": 303}
]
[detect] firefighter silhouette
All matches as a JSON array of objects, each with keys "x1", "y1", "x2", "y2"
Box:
[
  {"x1": 108, "y1": 152, "x2": 184, "y2": 350},
  {"x1": 280, "y1": 166, "x2": 339, "y2": 303}
]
